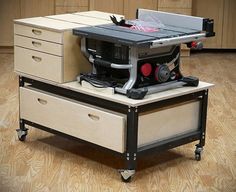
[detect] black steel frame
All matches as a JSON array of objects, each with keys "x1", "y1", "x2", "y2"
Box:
[{"x1": 18, "y1": 76, "x2": 208, "y2": 172}]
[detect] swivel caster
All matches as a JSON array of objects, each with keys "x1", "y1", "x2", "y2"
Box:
[
  {"x1": 119, "y1": 169, "x2": 135, "y2": 182},
  {"x1": 16, "y1": 128, "x2": 28, "y2": 141},
  {"x1": 195, "y1": 145, "x2": 203, "y2": 161}
]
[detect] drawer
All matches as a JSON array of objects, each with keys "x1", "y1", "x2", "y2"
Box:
[
  {"x1": 138, "y1": 101, "x2": 200, "y2": 147},
  {"x1": 14, "y1": 46, "x2": 62, "y2": 82},
  {"x1": 158, "y1": 0, "x2": 192, "y2": 9},
  {"x1": 14, "y1": 35, "x2": 63, "y2": 56},
  {"x1": 14, "y1": 24, "x2": 62, "y2": 44},
  {"x1": 20, "y1": 87, "x2": 126, "y2": 153}
]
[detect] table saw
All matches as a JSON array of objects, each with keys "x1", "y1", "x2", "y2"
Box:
[{"x1": 73, "y1": 9, "x2": 215, "y2": 99}]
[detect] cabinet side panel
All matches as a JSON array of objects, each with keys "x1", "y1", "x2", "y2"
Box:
[
  {"x1": 138, "y1": 101, "x2": 200, "y2": 147},
  {"x1": 63, "y1": 31, "x2": 92, "y2": 82}
]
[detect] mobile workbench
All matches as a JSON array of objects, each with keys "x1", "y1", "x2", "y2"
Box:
[{"x1": 14, "y1": 10, "x2": 214, "y2": 182}]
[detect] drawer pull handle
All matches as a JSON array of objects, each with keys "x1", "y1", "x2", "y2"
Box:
[
  {"x1": 37, "y1": 98, "x2": 47, "y2": 105},
  {"x1": 32, "y1": 29, "x2": 42, "y2": 35},
  {"x1": 32, "y1": 41, "x2": 41, "y2": 47},
  {"x1": 88, "y1": 114, "x2": 100, "y2": 121},
  {"x1": 32, "y1": 56, "x2": 42, "y2": 62}
]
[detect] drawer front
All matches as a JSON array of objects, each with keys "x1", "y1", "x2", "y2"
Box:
[
  {"x1": 14, "y1": 35, "x2": 63, "y2": 56},
  {"x1": 20, "y1": 87, "x2": 126, "y2": 153},
  {"x1": 158, "y1": 0, "x2": 192, "y2": 9},
  {"x1": 138, "y1": 101, "x2": 200, "y2": 147},
  {"x1": 14, "y1": 24, "x2": 63, "y2": 44},
  {"x1": 14, "y1": 46, "x2": 62, "y2": 82}
]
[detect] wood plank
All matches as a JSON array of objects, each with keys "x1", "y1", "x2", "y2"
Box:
[
  {"x1": 158, "y1": 0, "x2": 192, "y2": 9},
  {"x1": 192, "y1": 0, "x2": 224, "y2": 48},
  {"x1": 124, "y1": 0, "x2": 158, "y2": 19},
  {"x1": 158, "y1": 8, "x2": 192, "y2": 15},
  {"x1": 46, "y1": 14, "x2": 112, "y2": 25},
  {"x1": 0, "y1": 0, "x2": 20, "y2": 46},
  {"x1": 89, "y1": 0, "x2": 124, "y2": 15},
  {"x1": 20, "y1": 0, "x2": 55, "y2": 18},
  {"x1": 55, "y1": 0, "x2": 88, "y2": 7},
  {"x1": 55, "y1": 6, "x2": 89, "y2": 14},
  {"x1": 0, "y1": 46, "x2": 14, "y2": 54},
  {"x1": 222, "y1": 0, "x2": 236, "y2": 48}
]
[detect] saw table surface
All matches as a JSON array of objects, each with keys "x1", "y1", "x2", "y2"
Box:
[{"x1": 73, "y1": 23, "x2": 202, "y2": 46}]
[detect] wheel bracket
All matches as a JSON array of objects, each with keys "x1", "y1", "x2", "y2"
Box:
[{"x1": 118, "y1": 169, "x2": 135, "y2": 180}]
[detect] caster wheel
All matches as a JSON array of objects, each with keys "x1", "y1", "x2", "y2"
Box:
[
  {"x1": 18, "y1": 134, "x2": 27, "y2": 141},
  {"x1": 195, "y1": 145, "x2": 203, "y2": 161},
  {"x1": 119, "y1": 169, "x2": 135, "y2": 182},
  {"x1": 121, "y1": 175, "x2": 132, "y2": 183},
  {"x1": 16, "y1": 129, "x2": 28, "y2": 142},
  {"x1": 195, "y1": 152, "x2": 201, "y2": 161}
]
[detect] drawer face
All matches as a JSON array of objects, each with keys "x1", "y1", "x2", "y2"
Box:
[
  {"x1": 20, "y1": 87, "x2": 126, "y2": 153},
  {"x1": 14, "y1": 35, "x2": 63, "y2": 56},
  {"x1": 138, "y1": 101, "x2": 200, "y2": 147},
  {"x1": 14, "y1": 24, "x2": 62, "y2": 44},
  {"x1": 14, "y1": 46, "x2": 62, "y2": 82}
]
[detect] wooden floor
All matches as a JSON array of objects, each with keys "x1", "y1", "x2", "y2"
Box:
[{"x1": 0, "y1": 52, "x2": 236, "y2": 191}]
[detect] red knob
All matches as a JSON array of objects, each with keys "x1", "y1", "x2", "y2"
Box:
[
  {"x1": 191, "y1": 41, "x2": 197, "y2": 48},
  {"x1": 140, "y1": 63, "x2": 152, "y2": 77}
]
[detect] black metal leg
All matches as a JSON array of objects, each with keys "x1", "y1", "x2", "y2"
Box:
[
  {"x1": 17, "y1": 77, "x2": 28, "y2": 141},
  {"x1": 199, "y1": 90, "x2": 208, "y2": 147},
  {"x1": 195, "y1": 90, "x2": 208, "y2": 161},
  {"x1": 120, "y1": 106, "x2": 139, "y2": 182},
  {"x1": 126, "y1": 106, "x2": 138, "y2": 169},
  {"x1": 16, "y1": 119, "x2": 28, "y2": 141}
]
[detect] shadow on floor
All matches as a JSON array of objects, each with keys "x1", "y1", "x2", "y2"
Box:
[{"x1": 31, "y1": 134, "x2": 190, "y2": 172}]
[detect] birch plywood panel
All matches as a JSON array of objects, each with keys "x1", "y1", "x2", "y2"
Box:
[
  {"x1": 1, "y1": 52, "x2": 236, "y2": 190},
  {"x1": 55, "y1": 0, "x2": 89, "y2": 14},
  {"x1": 192, "y1": 0, "x2": 224, "y2": 48},
  {"x1": 89, "y1": 0, "x2": 124, "y2": 15},
  {"x1": 124, "y1": 0, "x2": 158, "y2": 19},
  {"x1": 56, "y1": 6, "x2": 89, "y2": 14},
  {"x1": 0, "y1": 0, "x2": 20, "y2": 46},
  {"x1": 158, "y1": 0, "x2": 192, "y2": 9},
  {"x1": 56, "y1": 0, "x2": 88, "y2": 7},
  {"x1": 222, "y1": 0, "x2": 236, "y2": 48},
  {"x1": 20, "y1": 0, "x2": 55, "y2": 18}
]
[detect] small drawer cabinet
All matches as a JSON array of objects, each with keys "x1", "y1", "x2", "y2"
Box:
[
  {"x1": 15, "y1": 11, "x2": 213, "y2": 182},
  {"x1": 14, "y1": 17, "x2": 92, "y2": 83}
]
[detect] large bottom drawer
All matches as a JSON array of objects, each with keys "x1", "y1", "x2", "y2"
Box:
[{"x1": 20, "y1": 87, "x2": 126, "y2": 153}]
